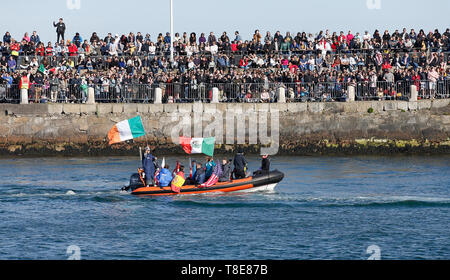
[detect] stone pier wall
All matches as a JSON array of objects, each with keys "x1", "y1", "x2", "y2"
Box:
[{"x1": 0, "y1": 100, "x2": 449, "y2": 156}]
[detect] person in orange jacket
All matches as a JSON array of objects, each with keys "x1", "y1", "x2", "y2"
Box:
[{"x1": 171, "y1": 166, "x2": 186, "y2": 193}]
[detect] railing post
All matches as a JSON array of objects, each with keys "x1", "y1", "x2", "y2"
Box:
[
  {"x1": 410, "y1": 85, "x2": 418, "y2": 102},
  {"x1": 277, "y1": 87, "x2": 286, "y2": 103},
  {"x1": 20, "y1": 89, "x2": 29, "y2": 104},
  {"x1": 154, "y1": 87, "x2": 162, "y2": 104},
  {"x1": 211, "y1": 87, "x2": 219, "y2": 103},
  {"x1": 347, "y1": 85, "x2": 355, "y2": 102},
  {"x1": 87, "y1": 87, "x2": 96, "y2": 104}
]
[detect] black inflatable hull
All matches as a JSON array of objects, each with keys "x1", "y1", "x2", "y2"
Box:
[{"x1": 126, "y1": 170, "x2": 284, "y2": 196}]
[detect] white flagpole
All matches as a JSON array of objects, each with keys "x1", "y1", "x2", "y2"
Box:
[{"x1": 170, "y1": 0, "x2": 174, "y2": 63}]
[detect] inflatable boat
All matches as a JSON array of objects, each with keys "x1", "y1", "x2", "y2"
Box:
[{"x1": 123, "y1": 170, "x2": 284, "y2": 196}]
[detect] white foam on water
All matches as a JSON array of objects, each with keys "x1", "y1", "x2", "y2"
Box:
[
  {"x1": 238, "y1": 183, "x2": 278, "y2": 193},
  {"x1": 66, "y1": 191, "x2": 76, "y2": 196}
]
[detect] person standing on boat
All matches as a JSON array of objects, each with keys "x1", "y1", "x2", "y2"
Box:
[
  {"x1": 142, "y1": 147, "x2": 156, "y2": 187},
  {"x1": 233, "y1": 148, "x2": 248, "y2": 179}
]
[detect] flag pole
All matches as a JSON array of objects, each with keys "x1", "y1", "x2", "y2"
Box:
[{"x1": 170, "y1": 0, "x2": 174, "y2": 63}]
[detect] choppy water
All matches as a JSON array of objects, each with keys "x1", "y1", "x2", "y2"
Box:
[{"x1": 0, "y1": 156, "x2": 449, "y2": 260}]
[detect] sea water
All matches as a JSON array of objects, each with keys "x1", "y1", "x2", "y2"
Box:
[{"x1": 0, "y1": 156, "x2": 448, "y2": 260}]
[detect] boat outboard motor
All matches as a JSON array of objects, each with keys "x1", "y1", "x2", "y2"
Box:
[{"x1": 122, "y1": 173, "x2": 145, "y2": 192}]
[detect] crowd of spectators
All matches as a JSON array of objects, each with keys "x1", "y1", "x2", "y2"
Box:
[{"x1": 1, "y1": 27, "x2": 449, "y2": 103}]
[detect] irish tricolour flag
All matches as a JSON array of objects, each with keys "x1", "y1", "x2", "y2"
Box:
[
  {"x1": 108, "y1": 116, "x2": 146, "y2": 145},
  {"x1": 180, "y1": 137, "x2": 215, "y2": 157}
]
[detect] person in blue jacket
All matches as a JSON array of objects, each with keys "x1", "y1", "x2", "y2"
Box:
[
  {"x1": 157, "y1": 165, "x2": 173, "y2": 187},
  {"x1": 205, "y1": 157, "x2": 216, "y2": 180},
  {"x1": 142, "y1": 147, "x2": 156, "y2": 187}
]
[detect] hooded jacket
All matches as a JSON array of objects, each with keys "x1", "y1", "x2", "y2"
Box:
[
  {"x1": 233, "y1": 153, "x2": 247, "y2": 172},
  {"x1": 219, "y1": 162, "x2": 232, "y2": 182},
  {"x1": 142, "y1": 153, "x2": 156, "y2": 179},
  {"x1": 157, "y1": 168, "x2": 173, "y2": 187}
]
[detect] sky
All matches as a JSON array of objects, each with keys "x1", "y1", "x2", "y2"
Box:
[{"x1": 1, "y1": 0, "x2": 449, "y2": 43}]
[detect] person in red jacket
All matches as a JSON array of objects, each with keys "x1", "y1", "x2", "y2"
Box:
[
  {"x1": 45, "y1": 42, "x2": 53, "y2": 56},
  {"x1": 231, "y1": 41, "x2": 239, "y2": 52},
  {"x1": 10, "y1": 40, "x2": 21, "y2": 59},
  {"x1": 239, "y1": 56, "x2": 249, "y2": 70},
  {"x1": 412, "y1": 71, "x2": 421, "y2": 91},
  {"x1": 68, "y1": 42, "x2": 78, "y2": 57},
  {"x1": 171, "y1": 166, "x2": 186, "y2": 193},
  {"x1": 36, "y1": 42, "x2": 45, "y2": 56}
]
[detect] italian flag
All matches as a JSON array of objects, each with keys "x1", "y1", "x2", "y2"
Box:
[
  {"x1": 108, "y1": 116, "x2": 146, "y2": 145},
  {"x1": 180, "y1": 137, "x2": 215, "y2": 157}
]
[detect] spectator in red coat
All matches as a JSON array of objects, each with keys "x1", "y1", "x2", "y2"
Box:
[
  {"x1": 68, "y1": 42, "x2": 78, "y2": 57},
  {"x1": 36, "y1": 43, "x2": 45, "y2": 56}
]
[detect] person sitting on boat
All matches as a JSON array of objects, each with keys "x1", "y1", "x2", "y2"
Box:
[
  {"x1": 233, "y1": 148, "x2": 248, "y2": 179},
  {"x1": 205, "y1": 157, "x2": 216, "y2": 180},
  {"x1": 171, "y1": 165, "x2": 186, "y2": 193},
  {"x1": 157, "y1": 165, "x2": 173, "y2": 187},
  {"x1": 219, "y1": 159, "x2": 233, "y2": 182},
  {"x1": 201, "y1": 160, "x2": 223, "y2": 188},
  {"x1": 194, "y1": 162, "x2": 206, "y2": 186},
  {"x1": 254, "y1": 155, "x2": 271, "y2": 176},
  {"x1": 142, "y1": 147, "x2": 156, "y2": 187}
]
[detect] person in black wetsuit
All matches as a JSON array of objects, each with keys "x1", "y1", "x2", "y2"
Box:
[
  {"x1": 233, "y1": 148, "x2": 248, "y2": 179},
  {"x1": 261, "y1": 155, "x2": 270, "y2": 172},
  {"x1": 254, "y1": 155, "x2": 270, "y2": 176}
]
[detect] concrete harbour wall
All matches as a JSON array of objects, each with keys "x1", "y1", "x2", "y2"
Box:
[{"x1": 0, "y1": 100, "x2": 449, "y2": 156}]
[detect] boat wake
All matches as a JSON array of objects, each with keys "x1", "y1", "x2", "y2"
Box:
[{"x1": 269, "y1": 194, "x2": 450, "y2": 208}]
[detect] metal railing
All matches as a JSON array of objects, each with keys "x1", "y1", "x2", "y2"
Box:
[
  {"x1": 353, "y1": 80, "x2": 450, "y2": 101},
  {"x1": 280, "y1": 82, "x2": 350, "y2": 102},
  {"x1": 2, "y1": 80, "x2": 449, "y2": 104},
  {"x1": 417, "y1": 80, "x2": 450, "y2": 99},
  {"x1": 92, "y1": 83, "x2": 156, "y2": 103},
  {"x1": 355, "y1": 81, "x2": 413, "y2": 101},
  {"x1": 0, "y1": 84, "x2": 19, "y2": 103}
]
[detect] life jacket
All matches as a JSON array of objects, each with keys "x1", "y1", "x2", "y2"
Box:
[{"x1": 20, "y1": 76, "x2": 30, "y2": 90}]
